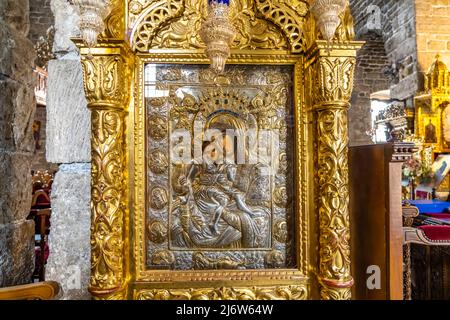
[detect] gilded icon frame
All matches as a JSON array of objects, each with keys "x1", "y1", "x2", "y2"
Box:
[
  {"x1": 76, "y1": 0, "x2": 362, "y2": 299},
  {"x1": 130, "y1": 51, "x2": 313, "y2": 298},
  {"x1": 415, "y1": 97, "x2": 450, "y2": 153}
]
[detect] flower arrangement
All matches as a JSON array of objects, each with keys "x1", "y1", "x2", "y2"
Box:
[{"x1": 402, "y1": 157, "x2": 436, "y2": 185}]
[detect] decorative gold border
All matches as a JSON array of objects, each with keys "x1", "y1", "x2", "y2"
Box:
[
  {"x1": 131, "y1": 52, "x2": 311, "y2": 291},
  {"x1": 133, "y1": 285, "x2": 308, "y2": 300},
  {"x1": 415, "y1": 94, "x2": 450, "y2": 153},
  {"x1": 128, "y1": 0, "x2": 308, "y2": 53}
]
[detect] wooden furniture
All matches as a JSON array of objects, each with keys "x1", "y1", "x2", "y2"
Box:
[
  {"x1": 401, "y1": 203, "x2": 420, "y2": 300},
  {"x1": 349, "y1": 142, "x2": 416, "y2": 300},
  {"x1": 0, "y1": 281, "x2": 60, "y2": 300},
  {"x1": 402, "y1": 202, "x2": 450, "y2": 300},
  {"x1": 33, "y1": 208, "x2": 51, "y2": 281}
]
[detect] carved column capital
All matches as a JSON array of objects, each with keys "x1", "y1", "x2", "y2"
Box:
[
  {"x1": 77, "y1": 41, "x2": 133, "y2": 110},
  {"x1": 309, "y1": 41, "x2": 363, "y2": 109},
  {"x1": 307, "y1": 41, "x2": 362, "y2": 300}
]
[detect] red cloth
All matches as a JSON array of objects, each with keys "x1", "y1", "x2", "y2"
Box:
[
  {"x1": 32, "y1": 203, "x2": 51, "y2": 209},
  {"x1": 419, "y1": 225, "x2": 450, "y2": 241},
  {"x1": 34, "y1": 244, "x2": 50, "y2": 263},
  {"x1": 424, "y1": 213, "x2": 450, "y2": 221},
  {"x1": 33, "y1": 193, "x2": 50, "y2": 208},
  {"x1": 415, "y1": 191, "x2": 431, "y2": 200}
]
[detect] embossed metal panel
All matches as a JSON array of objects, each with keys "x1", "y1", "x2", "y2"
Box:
[{"x1": 145, "y1": 64, "x2": 296, "y2": 270}]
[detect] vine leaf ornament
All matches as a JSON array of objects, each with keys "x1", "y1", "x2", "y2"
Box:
[
  {"x1": 130, "y1": 0, "x2": 309, "y2": 52},
  {"x1": 135, "y1": 285, "x2": 308, "y2": 300}
]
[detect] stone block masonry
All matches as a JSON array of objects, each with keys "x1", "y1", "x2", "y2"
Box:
[
  {"x1": 45, "y1": 164, "x2": 90, "y2": 299},
  {"x1": 29, "y1": 0, "x2": 54, "y2": 44},
  {"x1": 349, "y1": 0, "x2": 428, "y2": 146},
  {"x1": 0, "y1": 0, "x2": 37, "y2": 286},
  {"x1": 44, "y1": 0, "x2": 92, "y2": 300},
  {"x1": 415, "y1": 0, "x2": 450, "y2": 76},
  {"x1": 46, "y1": 59, "x2": 90, "y2": 163},
  {"x1": 351, "y1": 0, "x2": 418, "y2": 100},
  {"x1": 352, "y1": 0, "x2": 450, "y2": 98},
  {"x1": 349, "y1": 31, "x2": 390, "y2": 146},
  {"x1": 348, "y1": 0, "x2": 450, "y2": 147}
]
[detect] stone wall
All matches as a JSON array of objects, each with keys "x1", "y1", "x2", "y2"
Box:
[
  {"x1": 351, "y1": 0, "x2": 418, "y2": 100},
  {"x1": 349, "y1": 32, "x2": 390, "y2": 145},
  {"x1": 349, "y1": 0, "x2": 450, "y2": 143},
  {"x1": 349, "y1": 1, "x2": 390, "y2": 145},
  {"x1": 29, "y1": 0, "x2": 54, "y2": 44},
  {"x1": 382, "y1": 0, "x2": 418, "y2": 100},
  {"x1": 415, "y1": 0, "x2": 450, "y2": 81},
  {"x1": 32, "y1": 105, "x2": 59, "y2": 172},
  {"x1": 0, "y1": 0, "x2": 36, "y2": 286},
  {"x1": 45, "y1": 163, "x2": 90, "y2": 300},
  {"x1": 349, "y1": 0, "x2": 419, "y2": 145},
  {"x1": 44, "y1": 0, "x2": 91, "y2": 299}
]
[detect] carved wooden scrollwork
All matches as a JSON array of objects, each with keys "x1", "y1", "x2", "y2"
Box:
[
  {"x1": 307, "y1": 42, "x2": 362, "y2": 300},
  {"x1": 314, "y1": 56, "x2": 356, "y2": 104},
  {"x1": 78, "y1": 42, "x2": 132, "y2": 299},
  {"x1": 89, "y1": 108, "x2": 126, "y2": 293},
  {"x1": 254, "y1": 0, "x2": 308, "y2": 52},
  {"x1": 81, "y1": 55, "x2": 128, "y2": 108},
  {"x1": 134, "y1": 285, "x2": 308, "y2": 300},
  {"x1": 73, "y1": 0, "x2": 363, "y2": 300},
  {"x1": 316, "y1": 107, "x2": 352, "y2": 299},
  {"x1": 131, "y1": 0, "x2": 186, "y2": 52},
  {"x1": 101, "y1": 0, "x2": 126, "y2": 39},
  {"x1": 130, "y1": 0, "x2": 308, "y2": 52}
]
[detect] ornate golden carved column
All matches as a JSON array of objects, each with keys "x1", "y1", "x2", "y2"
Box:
[
  {"x1": 307, "y1": 41, "x2": 363, "y2": 300},
  {"x1": 76, "y1": 41, "x2": 132, "y2": 300}
]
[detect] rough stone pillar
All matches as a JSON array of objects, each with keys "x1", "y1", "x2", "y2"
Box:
[
  {"x1": 45, "y1": 164, "x2": 90, "y2": 299},
  {"x1": 0, "y1": 0, "x2": 36, "y2": 287},
  {"x1": 308, "y1": 41, "x2": 362, "y2": 300},
  {"x1": 44, "y1": 0, "x2": 91, "y2": 299}
]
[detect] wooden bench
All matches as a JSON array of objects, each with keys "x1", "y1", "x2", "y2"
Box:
[{"x1": 0, "y1": 281, "x2": 60, "y2": 300}]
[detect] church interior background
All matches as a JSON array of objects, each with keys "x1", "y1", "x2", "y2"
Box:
[{"x1": 3, "y1": 0, "x2": 450, "y2": 300}]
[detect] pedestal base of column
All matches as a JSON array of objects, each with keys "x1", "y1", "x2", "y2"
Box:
[
  {"x1": 89, "y1": 286, "x2": 128, "y2": 300},
  {"x1": 319, "y1": 277, "x2": 354, "y2": 300}
]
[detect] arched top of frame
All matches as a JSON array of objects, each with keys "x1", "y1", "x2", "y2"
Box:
[{"x1": 127, "y1": 0, "x2": 309, "y2": 53}]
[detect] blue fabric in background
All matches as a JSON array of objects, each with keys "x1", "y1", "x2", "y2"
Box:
[{"x1": 408, "y1": 200, "x2": 450, "y2": 213}]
